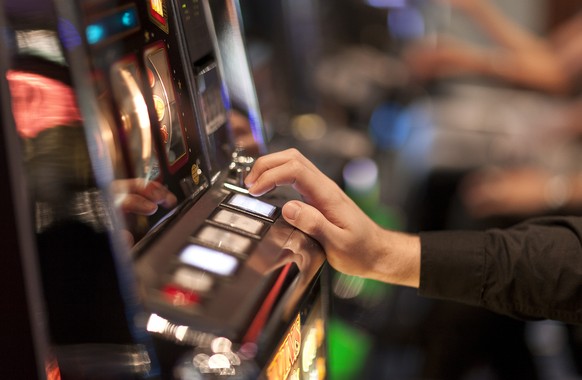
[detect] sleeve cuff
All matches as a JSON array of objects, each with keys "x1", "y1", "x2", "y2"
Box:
[{"x1": 418, "y1": 230, "x2": 487, "y2": 307}]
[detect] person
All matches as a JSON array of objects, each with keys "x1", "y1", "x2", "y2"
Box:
[
  {"x1": 405, "y1": 0, "x2": 582, "y2": 95},
  {"x1": 245, "y1": 148, "x2": 582, "y2": 325}
]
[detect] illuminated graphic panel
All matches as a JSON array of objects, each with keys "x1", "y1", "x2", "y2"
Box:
[
  {"x1": 265, "y1": 296, "x2": 327, "y2": 380},
  {"x1": 147, "y1": 0, "x2": 169, "y2": 33},
  {"x1": 267, "y1": 314, "x2": 302, "y2": 380}
]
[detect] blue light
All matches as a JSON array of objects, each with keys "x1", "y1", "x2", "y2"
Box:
[
  {"x1": 58, "y1": 17, "x2": 82, "y2": 50},
  {"x1": 387, "y1": 7, "x2": 425, "y2": 39},
  {"x1": 366, "y1": 0, "x2": 406, "y2": 8},
  {"x1": 86, "y1": 24, "x2": 105, "y2": 45},
  {"x1": 121, "y1": 10, "x2": 137, "y2": 28}
]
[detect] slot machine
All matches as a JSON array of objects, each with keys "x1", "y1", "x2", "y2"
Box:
[{"x1": 2, "y1": 0, "x2": 329, "y2": 378}]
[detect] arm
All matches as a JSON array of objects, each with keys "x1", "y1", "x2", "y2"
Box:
[
  {"x1": 247, "y1": 149, "x2": 582, "y2": 324},
  {"x1": 245, "y1": 148, "x2": 421, "y2": 287},
  {"x1": 421, "y1": 217, "x2": 582, "y2": 325},
  {"x1": 443, "y1": 0, "x2": 544, "y2": 52},
  {"x1": 405, "y1": 0, "x2": 572, "y2": 94}
]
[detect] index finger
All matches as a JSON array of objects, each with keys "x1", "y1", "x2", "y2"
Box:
[{"x1": 246, "y1": 149, "x2": 342, "y2": 207}]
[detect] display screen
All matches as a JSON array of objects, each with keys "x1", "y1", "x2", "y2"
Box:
[
  {"x1": 212, "y1": 209, "x2": 265, "y2": 235},
  {"x1": 195, "y1": 225, "x2": 252, "y2": 256},
  {"x1": 178, "y1": 244, "x2": 238, "y2": 276},
  {"x1": 225, "y1": 193, "x2": 277, "y2": 219}
]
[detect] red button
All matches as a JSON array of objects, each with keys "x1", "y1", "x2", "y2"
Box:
[{"x1": 162, "y1": 284, "x2": 201, "y2": 306}]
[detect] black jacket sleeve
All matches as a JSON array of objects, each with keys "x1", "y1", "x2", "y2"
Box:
[{"x1": 418, "y1": 216, "x2": 582, "y2": 325}]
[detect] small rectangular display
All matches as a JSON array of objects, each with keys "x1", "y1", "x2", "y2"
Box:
[
  {"x1": 226, "y1": 193, "x2": 277, "y2": 219},
  {"x1": 212, "y1": 209, "x2": 265, "y2": 235},
  {"x1": 178, "y1": 244, "x2": 238, "y2": 276},
  {"x1": 196, "y1": 225, "x2": 252, "y2": 256}
]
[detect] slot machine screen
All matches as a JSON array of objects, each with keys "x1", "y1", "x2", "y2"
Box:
[{"x1": 144, "y1": 43, "x2": 188, "y2": 171}]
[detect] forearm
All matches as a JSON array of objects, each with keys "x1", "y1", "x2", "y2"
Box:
[{"x1": 462, "y1": 0, "x2": 546, "y2": 52}]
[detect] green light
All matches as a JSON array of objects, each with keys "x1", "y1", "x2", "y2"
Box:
[{"x1": 328, "y1": 318, "x2": 372, "y2": 380}]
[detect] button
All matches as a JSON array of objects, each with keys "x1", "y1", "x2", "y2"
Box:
[
  {"x1": 212, "y1": 209, "x2": 265, "y2": 236},
  {"x1": 195, "y1": 225, "x2": 251, "y2": 257},
  {"x1": 172, "y1": 267, "x2": 214, "y2": 293},
  {"x1": 223, "y1": 193, "x2": 277, "y2": 220},
  {"x1": 178, "y1": 244, "x2": 239, "y2": 276},
  {"x1": 162, "y1": 284, "x2": 201, "y2": 306}
]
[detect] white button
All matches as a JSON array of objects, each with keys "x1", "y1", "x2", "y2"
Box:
[{"x1": 212, "y1": 209, "x2": 264, "y2": 235}]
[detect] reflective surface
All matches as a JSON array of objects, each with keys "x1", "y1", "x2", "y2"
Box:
[{"x1": 1, "y1": 0, "x2": 327, "y2": 378}]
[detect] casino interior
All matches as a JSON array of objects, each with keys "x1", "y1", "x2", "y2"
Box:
[{"x1": 2, "y1": 0, "x2": 582, "y2": 379}]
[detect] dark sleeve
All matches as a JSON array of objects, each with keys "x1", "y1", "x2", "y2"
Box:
[{"x1": 418, "y1": 216, "x2": 582, "y2": 325}]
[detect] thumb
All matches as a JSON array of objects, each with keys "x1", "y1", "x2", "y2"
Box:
[{"x1": 281, "y1": 200, "x2": 333, "y2": 242}]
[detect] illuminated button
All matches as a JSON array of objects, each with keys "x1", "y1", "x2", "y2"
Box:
[
  {"x1": 86, "y1": 24, "x2": 105, "y2": 45},
  {"x1": 162, "y1": 284, "x2": 200, "y2": 306},
  {"x1": 225, "y1": 193, "x2": 277, "y2": 219},
  {"x1": 121, "y1": 9, "x2": 137, "y2": 27},
  {"x1": 196, "y1": 225, "x2": 251, "y2": 257},
  {"x1": 178, "y1": 244, "x2": 239, "y2": 276},
  {"x1": 172, "y1": 267, "x2": 214, "y2": 293},
  {"x1": 212, "y1": 209, "x2": 264, "y2": 235}
]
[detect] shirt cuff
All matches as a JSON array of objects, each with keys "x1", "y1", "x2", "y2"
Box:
[{"x1": 418, "y1": 230, "x2": 487, "y2": 307}]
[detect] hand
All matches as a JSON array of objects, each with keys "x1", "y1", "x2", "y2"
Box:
[
  {"x1": 112, "y1": 178, "x2": 177, "y2": 216},
  {"x1": 245, "y1": 149, "x2": 420, "y2": 287}
]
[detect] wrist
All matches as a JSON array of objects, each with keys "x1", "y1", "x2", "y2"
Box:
[{"x1": 375, "y1": 228, "x2": 421, "y2": 288}]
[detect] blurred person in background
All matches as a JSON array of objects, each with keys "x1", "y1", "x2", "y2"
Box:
[{"x1": 405, "y1": 0, "x2": 582, "y2": 96}]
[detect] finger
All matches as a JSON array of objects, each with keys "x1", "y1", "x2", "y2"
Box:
[
  {"x1": 281, "y1": 200, "x2": 339, "y2": 244},
  {"x1": 245, "y1": 148, "x2": 318, "y2": 186},
  {"x1": 248, "y1": 158, "x2": 340, "y2": 204},
  {"x1": 117, "y1": 193, "x2": 159, "y2": 215}
]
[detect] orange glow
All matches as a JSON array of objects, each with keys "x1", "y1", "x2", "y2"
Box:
[
  {"x1": 7, "y1": 70, "x2": 82, "y2": 138},
  {"x1": 266, "y1": 314, "x2": 301, "y2": 380},
  {"x1": 45, "y1": 358, "x2": 61, "y2": 380}
]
